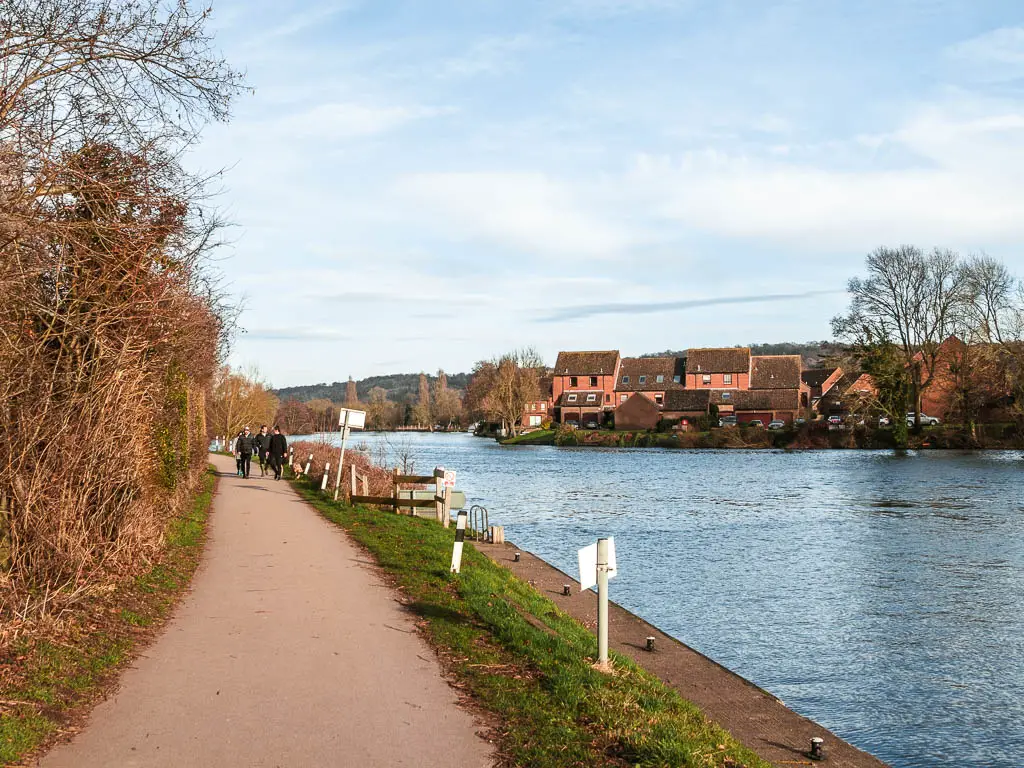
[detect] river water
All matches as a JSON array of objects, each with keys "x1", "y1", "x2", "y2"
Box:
[{"x1": 306, "y1": 431, "x2": 1024, "y2": 768}]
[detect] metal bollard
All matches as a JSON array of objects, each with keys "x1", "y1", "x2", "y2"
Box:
[
  {"x1": 809, "y1": 737, "x2": 825, "y2": 761},
  {"x1": 645, "y1": 636, "x2": 655, "y2": 652}
]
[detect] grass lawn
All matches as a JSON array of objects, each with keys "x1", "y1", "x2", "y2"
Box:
[
  {"x1": 500, "y1": 429, "x2": 556, "y2": 446},
  {"x1": 0, "y1": 467, "x2": 217, "y2": 765},
  {"x1": 293, "y1": 479, "x2": 770, "y2": 768}
]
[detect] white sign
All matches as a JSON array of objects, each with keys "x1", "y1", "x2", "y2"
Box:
[
  {"x1": 338, "y1": 408, "x2": 366, "y2": 430},
  {"x1": 577, "y1": 537, "x2": 617, "y2": 591},
  {"x1": 443, "y1": 469, "x2": 457, "y2": 488}
]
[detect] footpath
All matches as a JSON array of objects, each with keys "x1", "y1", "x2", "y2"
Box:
[{"x1": 38, "y1": 454, "x2": 493, "y2": 768}]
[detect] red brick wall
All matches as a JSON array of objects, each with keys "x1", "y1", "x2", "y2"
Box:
[{"x1": 685, "y1": 372, "x2": 749, "y2": 389}]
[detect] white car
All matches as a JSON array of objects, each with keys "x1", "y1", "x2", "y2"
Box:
[
  {"x1": 906, "y1": 412, "x2": 940, "y2": 426},
  {"x1": 767, "y1": 420, "x2": 786, "y2": 430}
]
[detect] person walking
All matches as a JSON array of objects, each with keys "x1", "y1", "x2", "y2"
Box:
[
  {"x1": 267, "y1": 426, "x2": 288, "y2": 481},
  {"x1": 234, "y1": 430, "x2": 244, "y2": 476},
  {"x1": 254, "y1": 425, "x2": 270, "y2": 477},
  {"x1": 236, "y1": 426, "x2": 257, "y2": 479}
]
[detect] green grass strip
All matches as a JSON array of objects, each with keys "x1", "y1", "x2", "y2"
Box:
[
  {"x1": 0, "y1": 466, "x2": 217, "y2": 765},
  {"x1": 294, "y1": 479, "x2": 771, "y2": 768}
]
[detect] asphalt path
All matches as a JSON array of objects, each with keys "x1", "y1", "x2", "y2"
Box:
[{"x1": 39, "y1": 453, "x2": 492, "y2": 768}]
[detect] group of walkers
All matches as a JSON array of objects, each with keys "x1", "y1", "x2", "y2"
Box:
[{"x1": 232, "y1": 425, "x2": 288, "y2": 480}]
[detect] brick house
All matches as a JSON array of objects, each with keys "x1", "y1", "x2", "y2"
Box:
[
  {"x1": 710, "y1": 389, "x2": 802, "y2": 424},
  {"x1": 614, "y1": 357, "x2": 685, "y2": 409},
  {"x1": 685, "y1": 348, "x2": 750, "y2": 389},
  {"x1": 614, "y1": 392, "x2": 663, "y2": 431},
  {"x1": 661, "y1": 389, "x2": 712, "y2": 425},
  {"x1": 750, "y1": 354, "x2": 811, "y2": 414},
  {"x1": 520, "y1": 375, "x2": 553, "y2": 430},
  {"x1": 802, "y1": 367, "x2": 844, "y2": 412},
  {"x1": 552, "y1": 351, "x2": 621, "y2": 425}
]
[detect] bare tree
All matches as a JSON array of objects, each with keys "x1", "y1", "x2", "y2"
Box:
[
  {"x1": 470, "y1": 347, "x2": 544, "y2": 437},
  {"x1": 832, "y1": 246, "x2": 973, "y2": 429}
]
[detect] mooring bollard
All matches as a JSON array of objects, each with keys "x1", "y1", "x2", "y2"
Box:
[
  {"x1": 514, "y1": 551, "x2": 520, "y2": 562},
  {"x1": 809, "y1": 737, "x2": 825, "y2": 761},
  {"x1": 645, "y1": 636, "x2": 655, "y2": 652}
]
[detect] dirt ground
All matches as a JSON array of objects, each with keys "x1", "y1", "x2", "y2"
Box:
[{"x1": 474, "y1": 541, "x2": 889, "y2": 768}]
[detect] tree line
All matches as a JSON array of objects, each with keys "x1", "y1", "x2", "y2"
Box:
[
  {"x1": 1, "y1": 1, "x2": 243, "y2": 597},
  {"x1": 833, "y1": 246, "x2": 1024, "y2": 444}
]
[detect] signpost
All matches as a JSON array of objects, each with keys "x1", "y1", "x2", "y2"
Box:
[
  {"x1": 578, "y1": 537, "x2": 617, "y2": 668},
  {"x1": 333, "y1": 408, "x2": 366, "y2": 502}
]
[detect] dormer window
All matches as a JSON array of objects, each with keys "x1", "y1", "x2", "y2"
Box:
[
  {"x1": 673, "y1": 375, "x2": 681, "y2": 383},
  {"x1": 656, "y1": 375, "x2": 664, "y2": 383},
  {"x1": 639, "y1": 375, "x2": 647, "y2": 384},
  {"x1": 567, "y1": 393, "x2": 577, "y2": 402},
  {"x1": 587, "y1": 393, "x2": 597, "y2": 402},
  {"x1": 622, "y1": 375, "x2": 630, "y2": 384},
  {"x1": 722, "y1": 392, "x2": 731, "y2": 400}
]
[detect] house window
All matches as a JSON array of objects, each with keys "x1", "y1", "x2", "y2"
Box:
[
  {"x1": 639, "y1": 375, "x2": 647, "y2": 384},
  {"x1": 722, "y1": 391, "x2": 731, "y2": 400},
  {"x1": 622, "y1": 375, "x2": 630, "y2": 384},
  {"x1": 620, "y1": 394, "x2": 627, "y2": 403},
  {"x1": 567, "y1": 394, "x2": 577, "y2": 402},
  {"x1": 724, "y1": 373, "x2": 733, "y2": 385},
  {"x1": 587, "y1": 394, "x2": 597, "y2": 402},
  {"x1": 589, "y1": 376, "x2": 598, "y2": 387},
  {"x1": 541, "y1": 403, "x2": 546, "y2": 411},
  {"x1": 569, "y1": 376, "x2": 578, "y2": 387},
  {"x1": 655, "y1": 394, "x2": 664, "y2": 405},
  {"x1": 605, "y1": 393, "x2": 611, "y2": 403},
  {"x1": 673, "y1": 375, "x2": 681, "y2": 383},
  {"x1": 656, "y1": 375, "x2": 664, "y2": 383},
  {"x1": 702, "y1": 374, "x2": 711, "y2": 385}
]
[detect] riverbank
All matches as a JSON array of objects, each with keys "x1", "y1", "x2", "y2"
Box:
[
  {"x1": 292, "y1": 477, "x2": 773, "y2": 768},
  {"x1": 0, "y1": 467, "x2": 217, "y2": 765},
  {"x1": 499, "y1": 422, "x2": 1024, "y2": 450},
  {"x1": 474, "y1": 540, "x2": 889, "y2": 768}
]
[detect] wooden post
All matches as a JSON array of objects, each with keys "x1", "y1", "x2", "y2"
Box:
[
  {"x1": 321, "y1": 463, "x2": 330, "y2": 491},
  {"x1": 442, "y1": 485, "x2": 452, "y2": 529},
  {"x1": 434, "y1": 468, "x2": 444, "y2": 524},
  {"x1": 361, "y1": 473, "x2": 368, "y2": 496},
  {"x1": 350, "y1": 466, "x2": 357, "y2": 499},
  {"x1": 392, "y1": 468, "x2": 399, "y2": 514}
]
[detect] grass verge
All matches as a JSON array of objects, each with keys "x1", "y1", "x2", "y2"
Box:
[
  {"x1": 499, "y1": 429, "x2": 556, "y2": 446},
  {"x1": 292, "y1": 478, "x2": 771, "y2": 768},
  {"x1": 0, "y1": 466, "x2": 217, "y2": 765}
]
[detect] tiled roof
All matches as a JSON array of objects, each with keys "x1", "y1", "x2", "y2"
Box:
[
  {"x1": 556, "y1": 390, "x2": 606, "y2": 407},
  {"x1": 686, "y1": 347, "x2": 750, "y2": 374},
  {"x1": 801, "y1": 367, "x2": 838, "y2": 388},
  {"x1": 554, "y1": 350, "x2": 620, "y2": 376},
  {"x1": 662, "y1": 389, "x2": 711, "y2": 411},
  {"x1": 750, "y1": 355, "x2": 803, "y2": 389},
  {"x1": 615, "y1": 357, "x2": 685, "y2": 391},
  {"x1": 710, "y1": 389, "x2": 800, "y2": 410}
]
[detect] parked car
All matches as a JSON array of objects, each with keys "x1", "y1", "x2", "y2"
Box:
[
  {"x1": 564, "y1": 420, "x2": 579, "y2": 429},
  {"x1": 906, "y1": 412, "x2": 941, "y2": 426},
  {"x1": 794, "y1": 417, "x2": 806, "y2": 426},
  {"x1": 583, "y1": 419, "x2": 599, "y2": 429},
  {"x1": 746, "y1": 419, "x2": 765, "y2": 428},
  {"x1": 718, "y1": 415, "x2": 738, "y2": 427},
  {"x1": 767, "y1": 420, "x2": 786, "y2": 430},
  {"x1": 878, "y1": 416, "x2": 891, "y2": 426},
  {"x1": 827, "y1": 415, "x2": 843, "y2": 425}
]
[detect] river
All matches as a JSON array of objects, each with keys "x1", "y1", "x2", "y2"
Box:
[{"x1": 304, "y1": 431, "x2": 1024, "y2": 768}]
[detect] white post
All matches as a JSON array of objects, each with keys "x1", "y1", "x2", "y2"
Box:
[
  {"x1": 597, "y1": 537, "x2": 610, "y2": 667},
  {"x1": 303, "y1": 454, "x2": 312, "y2": 476},
  {"x1": 321, "y1": 462, "x2": 330, "y2": 491},
  {"x1": 333, "y1": 410, "x2": 351, "y2": 501},
  {"x1": 450, "y1": 510, "x2": 468, "y2": 573}
]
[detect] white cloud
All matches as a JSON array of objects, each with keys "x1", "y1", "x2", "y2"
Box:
[
  {"x1": 393, "y1": 172, "x2": 635, "y2": 258},
  {"x1": 630, "y1": 98, "x2": 1024, "y2": 250},
  {"x1": 439, "y1": 34, "x2": 539, "y2": 78},
  {"x1": 269, "y1": 102, "x2": 454, "y2": 140},
  {"x1": 947, "y1": 27, "x2": 1024, "y2": 80}
]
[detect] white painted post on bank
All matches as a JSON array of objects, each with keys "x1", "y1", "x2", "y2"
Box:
[
  {"x1": 578, "y1": 537, "x2": 617, "y2": 669},
  {"x1": 597, "y1": 538, "x2": 610, "y2": 666},
  {"x1": 321, "y1": 462, "x2": 330, "y2": 491},
  {"x1": 450, "y1": 510, "x2": 469, "y2": 573},
  {"x1": 333, "y1": 408, "x2": 366, "y2": 502},
  {"x1": 303, "y1": 454, "x2": 312, "y2": 476}
]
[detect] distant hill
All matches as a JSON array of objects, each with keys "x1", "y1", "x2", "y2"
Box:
[
  {"x1": 641, "y1": 341, "x2": 841, "y2": 368},
  {"x1": 274, "y1": 372, "x2": 471, "y2": 404}
]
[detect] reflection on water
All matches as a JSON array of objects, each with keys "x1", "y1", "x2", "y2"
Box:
[{"x1": 308, "y1": 432, "x2": 1024, "y2": 768}]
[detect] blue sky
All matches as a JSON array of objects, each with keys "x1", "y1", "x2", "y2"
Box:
[{"x1": 189, "y1": 0, "x2": 1024, "y2": 387}]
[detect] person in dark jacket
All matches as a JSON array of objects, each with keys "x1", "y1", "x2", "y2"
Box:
[
  {"x1": 234, "y1": 430, "x2": 244, "y2": 476},
  {"x1": 253, "y1": 425, "x2": 270, "y2": 477},
  {"x1": 267, "y1": 426, "x2": 288, "y2": 481},
  {"x1": 235, "y1": 426, "x2": 257, "y2": 479}
]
